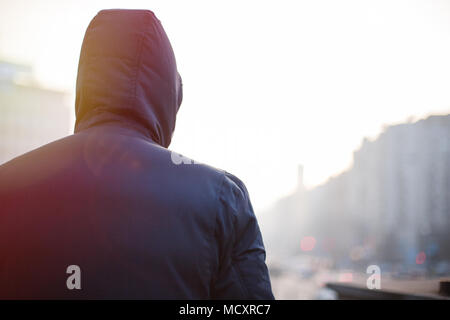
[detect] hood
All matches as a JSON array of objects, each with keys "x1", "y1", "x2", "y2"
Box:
[{"x1": 74, "y1": 9, "x2": 182, "y2": 148}]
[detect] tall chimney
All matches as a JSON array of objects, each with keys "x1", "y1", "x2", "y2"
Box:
[{"x1": 297, "y1": 164, "x2": 304, "y2": 190}]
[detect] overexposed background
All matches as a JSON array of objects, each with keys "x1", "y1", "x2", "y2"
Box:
[{"x1": 1, "y1": 0, "x2": 450, "y2": 211}]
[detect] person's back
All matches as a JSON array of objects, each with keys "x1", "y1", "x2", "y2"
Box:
[{"x1": 0, "y1": 9, "x2": 273, "y2": 299}]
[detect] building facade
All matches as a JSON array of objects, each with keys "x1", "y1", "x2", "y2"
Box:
[
  {"x1": 0, "y1": 61, "x2": 71, "y2": 164},
  {"x1": 266, "y1": 115, "x2": 450, "y2": 273}
]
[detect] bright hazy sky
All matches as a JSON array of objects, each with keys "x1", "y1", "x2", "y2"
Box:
[{"x1": 1, "y1": 0, "x2": 450, "y2": 211}]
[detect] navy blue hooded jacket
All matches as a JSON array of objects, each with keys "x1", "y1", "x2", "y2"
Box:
[{"x1": 0, "y1": 9, "x2": 274, "y2": 299}]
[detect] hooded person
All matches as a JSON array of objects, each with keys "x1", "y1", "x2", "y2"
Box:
[{"x1": 0, "y1": 9, "x2": 274, "y2": 299}]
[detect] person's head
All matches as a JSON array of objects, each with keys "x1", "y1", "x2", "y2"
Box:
[{"x1": 74, "y1": 9, "x2": 182, "y2": 148}]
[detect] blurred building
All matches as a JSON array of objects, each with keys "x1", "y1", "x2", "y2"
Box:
[
  {"x1": 0, "y1": 61, "x2": 71, "y2": 164},
  {"x1": 348, "y1": 115, "x2": 450, "y2": 267},
  {"x1": 266, "y1": 115, "x2": 450, "y2": 274}
]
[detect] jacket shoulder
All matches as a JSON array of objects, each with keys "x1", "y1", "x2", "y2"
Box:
[{"x1": 166, "y1": 149, "x2": 250, "y2": 210}]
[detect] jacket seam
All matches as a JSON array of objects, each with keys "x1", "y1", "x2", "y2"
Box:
[
  {"x1": 132, "y1": 34, "x2": 145, "y2": 101},
  {"x1": 211, "y1": 172, "x2": 227, "y2": 291},
  {"x1": 217, "y1": 171, "x2": 251, "y2": 298}
]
